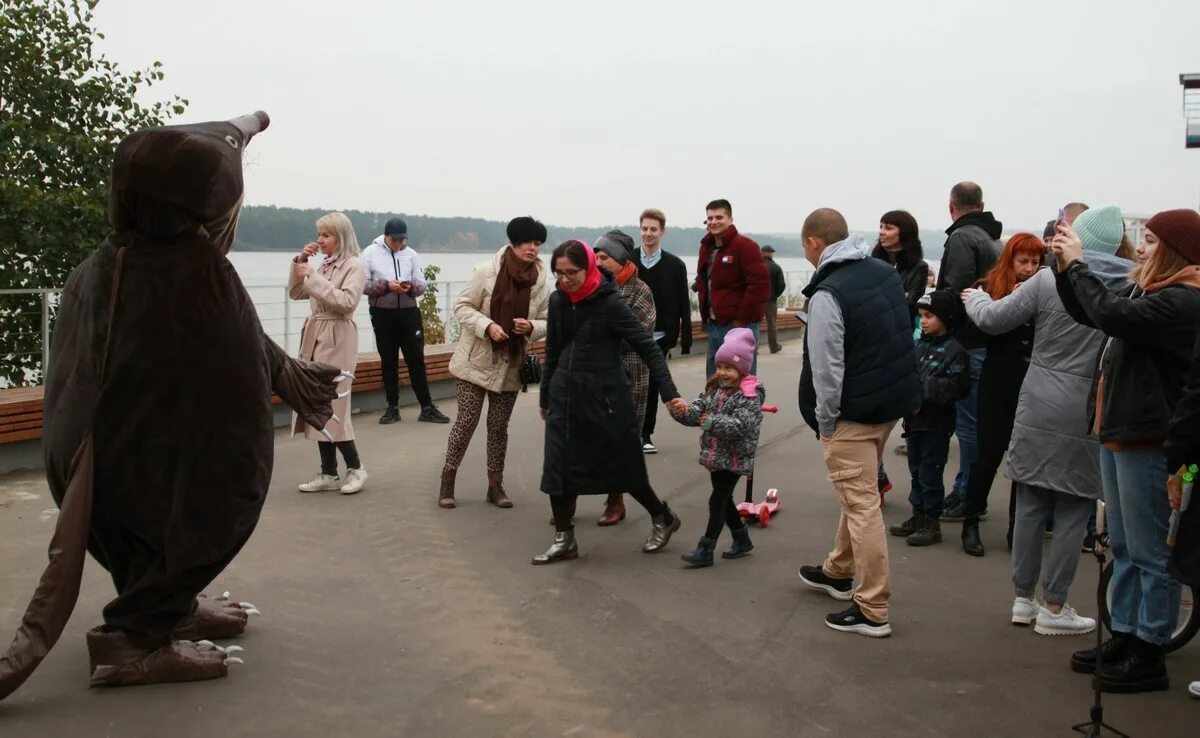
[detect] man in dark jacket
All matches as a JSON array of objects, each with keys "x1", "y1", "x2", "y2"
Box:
[
  {"x1": 936, "y1": 182, "x2": 1002, "y2": 518},
  {"x1": 795, "y1": 208, "x2": 920, "y2": 639},
  {"x1": 762, "y1": 245, "x2": 787, "y2": 353},
  {"x1": 1166, "y1": 335, "x2": 1200, "y2": 699},
  {"x1": 696, "y1": 199, "x2": 770, "y2": 376},
  {"x1": 637, "y1": 208, "x2": 693, "y2": 453}
]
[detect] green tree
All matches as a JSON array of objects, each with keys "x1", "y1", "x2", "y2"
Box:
[
  {"x1": 0, "y1": 0, "x2": 186, "y2": 386},
  {"x1": 419, "y1": 264, "x2": 446, "y2": 344}
]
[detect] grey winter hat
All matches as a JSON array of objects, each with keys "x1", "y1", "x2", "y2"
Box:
[{"x1": 594, "y1": 230, "x2": 636, "y2": 265}]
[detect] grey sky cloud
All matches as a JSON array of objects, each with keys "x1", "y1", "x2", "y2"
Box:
[{"x1": 94, "y1": 0, "x2": 1200, "y2": 235}]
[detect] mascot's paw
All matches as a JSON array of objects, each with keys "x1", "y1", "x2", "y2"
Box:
[
  {"x1": 172, "y1": 592, "x2": 261, "y2": 641},
  {"x1": 87, "y1": 627, "x2": 244, "y2": 688}
]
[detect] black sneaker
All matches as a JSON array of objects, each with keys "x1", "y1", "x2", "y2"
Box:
[
  {"x1": 940, "y1": 502, "x2": 965, "y2": 521},
  {"x1": 942, "y1": 492, "x2": 961, "y2": 513},
  {"x1": 418, "y1": 405, "x2": 450, "y2": 424},
  {"x1": 825, "y1": 602, "x2": 892, "y2": 638},
  {"x1": 889, "y1": 514, "x2": 922, "y2": 537},
  {"x1": 798, "y1": 565, "x2": 854, "y2": 601},
  {"x1": 379, "y1": 405, "x2": 400, "y2": 424}
]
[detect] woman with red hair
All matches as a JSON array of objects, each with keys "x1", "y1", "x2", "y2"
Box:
[{"x1": 947, "y1": 234, "x2": 1045, "y2": 554}]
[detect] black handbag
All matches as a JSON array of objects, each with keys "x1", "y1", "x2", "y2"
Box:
[{"x1": 519, "y1": 351, "x2": 542, "y2": 391}]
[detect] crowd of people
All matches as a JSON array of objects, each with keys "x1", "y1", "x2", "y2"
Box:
[{"x1": 286, "y1": 187, "x2": 1200, "y2": 700}]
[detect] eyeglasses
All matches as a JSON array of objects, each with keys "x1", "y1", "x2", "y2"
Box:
[{"x1": 554, "y1": 268, "x2": 584, "y2": 280}]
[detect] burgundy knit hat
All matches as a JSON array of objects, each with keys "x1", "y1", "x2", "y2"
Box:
[{"x1": 1145, "y1": 209, "x2": 1200, "y2": 265}]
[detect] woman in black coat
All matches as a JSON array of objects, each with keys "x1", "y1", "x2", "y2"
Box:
[
  {"x1": 535, "y1": 240, "x2": 684, "y2": 565},
  {"x1": 873, "y1": 210, "x2": 929, "y2": 495}
]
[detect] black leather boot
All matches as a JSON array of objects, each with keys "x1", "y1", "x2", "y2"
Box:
[
  {"x1": 1071, "y1": 632, "x2": 1133, "y2": 674},
  {"x1": 1097, "y1": 637, "x2": 1169, "y2": 693},
  {"x1": 961, "y1": 523, "x2": 984, "y2": 557}
]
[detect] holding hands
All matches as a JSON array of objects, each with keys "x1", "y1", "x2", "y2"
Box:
[{"x1": 667, "y1": 398, "x2": 688, "y2": 416}]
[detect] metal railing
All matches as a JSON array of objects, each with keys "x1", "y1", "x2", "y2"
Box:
[{"x1": 2, "y1": 268, "x2": 816, "y2": 387}]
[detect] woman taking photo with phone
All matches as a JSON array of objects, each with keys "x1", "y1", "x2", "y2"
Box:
[
  {"x1": 1053, "y1": 208, "x2": 1200, "y2": 694},
  {"x1": 289, "y1": 212, "x2": 368, "y2": 495}
]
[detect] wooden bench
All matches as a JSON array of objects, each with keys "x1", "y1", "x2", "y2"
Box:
[{"x1": 0, "y1": 313, "x2": 802, "y2": 445}]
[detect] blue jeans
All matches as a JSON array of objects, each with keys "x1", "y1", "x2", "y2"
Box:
[
  {"x1": 952, "y1": 348, "x2": 986, "y2": 496},
  {"x1": 1100, "y1": 446, "x2": 1181, "y2": 646},
  {"x1": 705, "y1": 322, "x2": 759, "y2": 377},
  {"x1": 907, "y1": 430, "x2": 951, "y2": 518}
]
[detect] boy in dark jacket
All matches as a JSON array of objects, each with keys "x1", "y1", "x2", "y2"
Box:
[{"x1": 890, "y1": 290, "x2": 971, "y2": 546}]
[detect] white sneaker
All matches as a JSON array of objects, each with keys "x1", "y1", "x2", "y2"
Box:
[
  {"x1": 340, "y1": 467, "x2": 368, "y2": 495},
  {"x1": 298, "y1": 473, "x2": 342, "y2": 493},
  {"x1": 1188, "y1": 680, "x2": 1200, "y2": 699},
  {"x1": 1011, "y1": 596, "x2": 1042, "y2": 626},
  {"x1": 1034, "y1": 604, "x2": 1096, "y2": 636},
  {"x1": 642, "y1": 441, "x2": 657, "y2": 454}
]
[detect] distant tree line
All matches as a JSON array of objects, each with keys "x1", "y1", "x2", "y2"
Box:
[{"x1": 234, "y1": 205, "x2": 812, "y2": 256}]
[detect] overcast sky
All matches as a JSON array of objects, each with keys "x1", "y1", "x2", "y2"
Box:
[{"x1": 93, "y1": 0, "x2": 1200, "y2": 235}]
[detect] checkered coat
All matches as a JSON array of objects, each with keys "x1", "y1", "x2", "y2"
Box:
[{"x1": 618, "y1": 276, "x2": 657, "y2": 426}]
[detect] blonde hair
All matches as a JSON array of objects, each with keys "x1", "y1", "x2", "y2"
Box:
[
  {"x1": 1133, "y1": 239, "x2": 1189, "y2": 289},
  {"x1": 316, "y1": 212, "x2": 361, "y2": 259}
]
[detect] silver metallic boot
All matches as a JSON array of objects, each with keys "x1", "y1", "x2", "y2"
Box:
[
  {"x1": 531, "y1": 531, "x2": 579, "y2": 565},
  {"x1": 642, "y1": 506, "x2": 682, "y2": 553}
]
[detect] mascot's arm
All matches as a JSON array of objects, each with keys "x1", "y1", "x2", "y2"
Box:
[{"x1": 262, "y1": 332, "x2": 347, "y2": 436}]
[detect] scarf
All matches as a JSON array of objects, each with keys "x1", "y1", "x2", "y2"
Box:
[
  {"x1": 614, "y1": 260, "x2": 638, "y2": 287},
  {"x1": 564, "y1": 241, "x2": 603, "y2": 304},
  {"x1": 318, "y1": 253, "x2": 341, "y2": 277},
  {"x1": 489, "y1": 246, "x2": 540, "y2": 361}
]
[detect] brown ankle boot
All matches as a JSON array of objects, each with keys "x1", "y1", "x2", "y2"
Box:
[
  {"x1": 598, "y1": 493, "x2": 626, "y2": 526},
  {"x1": 486, "y1": 471, "x2": 513, "y2": 508},
  {"x1": 439, "y1": 466, "x2": 457, "y2": 509}
]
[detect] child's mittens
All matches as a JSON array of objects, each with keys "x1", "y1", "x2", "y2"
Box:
[{"x1": 700, "y1": 412, "x2": 713, "y2": 431}]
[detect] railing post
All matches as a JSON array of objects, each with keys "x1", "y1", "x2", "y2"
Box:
[
  {"x1": 282, "y1": 286, "x2": 291, "y2": 353},
  {"x1": 41, "y1": 291, "x2": 51, "y2": 378}
]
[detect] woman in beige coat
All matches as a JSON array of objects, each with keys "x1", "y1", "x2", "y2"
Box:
[
  {"x1": 289, "y1": 212, "x2": 368, "y2": 494},
  {"x1": 439, "y1": 217, "x2": 552, "y2": 509}
]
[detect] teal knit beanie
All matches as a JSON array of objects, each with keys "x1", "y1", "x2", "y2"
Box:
[{"x1": 1072, "y1": 205, "x2": 1124, "y2": 255}]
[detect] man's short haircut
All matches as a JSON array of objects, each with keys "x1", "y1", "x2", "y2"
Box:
[
  {"x1": 506, "y1": 216, "x2": 547, "y2": 246},
  {"x1": 801, "y1": 208, "x2": 849, "y2": 246},
  {"x1": 640, "y1": 208, "x2": 667, "y2": 228},
  {"x1": 705, "y1": 199, "x2": 733, "y2": 217},
  {"x1": 1064, "y1": 202, "x2": 1089, "y2": 217},
  {"x1": 950, "y1": 182, "x2": 984, "y2": 210}
]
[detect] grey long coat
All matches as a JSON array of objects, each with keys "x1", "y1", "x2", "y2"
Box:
[{"x1": 963, "y1": 254, "x2": 1132, "y2": 499}]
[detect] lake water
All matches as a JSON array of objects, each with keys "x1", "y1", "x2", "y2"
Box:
[{"x1": 229, "y1": 249, "x2": 936, "y2": 354}]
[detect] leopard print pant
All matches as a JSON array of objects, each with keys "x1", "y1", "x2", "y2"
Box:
[{"x1": 443, "y1": 380, "x2": 519, "y2": 472}]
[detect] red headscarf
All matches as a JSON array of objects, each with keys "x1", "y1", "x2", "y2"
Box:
[{"x1": 563, "y1": 240, "x2": 603, "y2": 304}]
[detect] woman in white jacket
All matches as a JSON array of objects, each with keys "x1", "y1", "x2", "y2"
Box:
[{"x1": 438, "y1": 217, "x2": 552, "y2": 509}]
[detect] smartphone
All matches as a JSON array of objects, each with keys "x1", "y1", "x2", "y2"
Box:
[{"x1": 1056, "y1": 207, "x2": 1067, "y2": 227}]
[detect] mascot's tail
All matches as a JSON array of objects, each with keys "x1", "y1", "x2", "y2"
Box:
[{"x1": 0, "y1": 434, "x2": 95, "y2": 700}]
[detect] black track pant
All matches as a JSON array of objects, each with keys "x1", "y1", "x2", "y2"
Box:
[{"x1": 370, "y1": 306, "x2": 432, "y2": 408}]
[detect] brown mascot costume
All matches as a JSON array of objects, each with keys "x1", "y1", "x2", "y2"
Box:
[{"x1": 0, "y1": 111, "x2": 348, "y2": 695}]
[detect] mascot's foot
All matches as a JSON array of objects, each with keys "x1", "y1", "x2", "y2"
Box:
[
  {"x1": 172, "y1": 592, "x2": 261, "y2": 641},
  {"x1": 87, "y1": 627, "x2": 244, "y2": 688}
]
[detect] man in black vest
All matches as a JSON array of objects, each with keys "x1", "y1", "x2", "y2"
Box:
[{"x1": 796, "y1": 208, "x2": 919, "y2": 638}]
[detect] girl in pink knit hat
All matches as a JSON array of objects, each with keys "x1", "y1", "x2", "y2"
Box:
[{"x1": 668, "y1": 327, "x2": 765, "y2": 567}]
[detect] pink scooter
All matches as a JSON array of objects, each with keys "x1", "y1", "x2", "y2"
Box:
[{"x1": 736, "y1": 404, "x2": 780, "y2": 527}]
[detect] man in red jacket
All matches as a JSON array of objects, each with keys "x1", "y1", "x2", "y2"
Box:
[{"x1": 697, "y1": 199, "x2": 770, "y2": 376}]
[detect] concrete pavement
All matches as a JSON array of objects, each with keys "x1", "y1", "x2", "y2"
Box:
[{"x1": 1, "y1": 341, "x2": 1197, "y2": 737}]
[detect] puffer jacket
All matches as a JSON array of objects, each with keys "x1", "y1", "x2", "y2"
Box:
[
  {"x1": 905, "y1": 333, "x2": 970, "y2": 434},
  {"x1": 1055, "y1": 263, "x2": 1200, "y2": 445},
  {"x1": 449, "y1": 246, "x2": 552, "y2": 393},
  {"x1": 675, "y1": 375, "x2": 764, "y2": 475}
]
